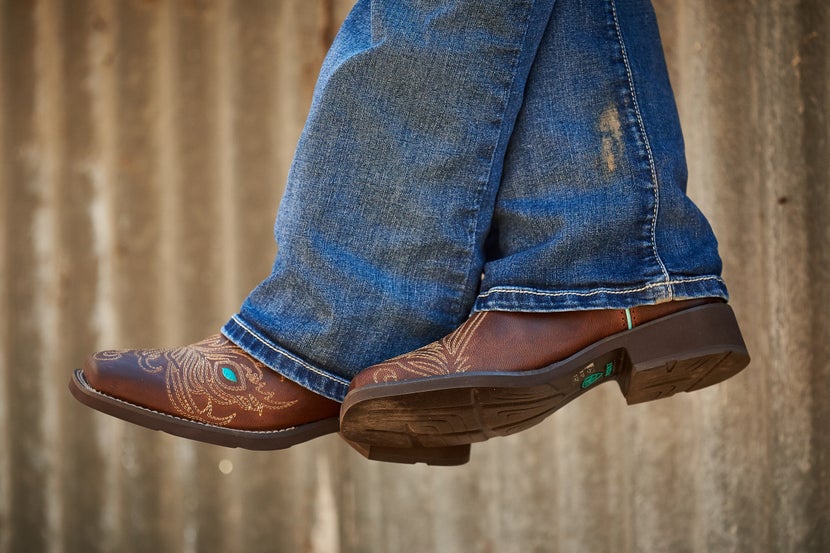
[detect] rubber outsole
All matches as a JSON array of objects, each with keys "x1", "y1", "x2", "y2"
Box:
[
  {"x1": 343, "y1": 439, "x2": 471, "y2": 466},
  {"x1": 340, "y1": 303, "x2": 750, "y2": 459}
]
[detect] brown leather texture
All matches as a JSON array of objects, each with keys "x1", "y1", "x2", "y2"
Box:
[
  {"x1": 83, "y1": 334, "x2": 339, "y2": 431},
  {"x1": 350, "y1": 298, "x2": 716, "y2": 390}
]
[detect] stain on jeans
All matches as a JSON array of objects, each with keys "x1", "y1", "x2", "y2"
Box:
[{"x1": 598, "y1": 105, "x2": 624, "y2": 174}]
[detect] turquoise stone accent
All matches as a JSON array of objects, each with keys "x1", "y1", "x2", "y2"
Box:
[
  {"x1": 221, "y1": 366, "x2": 238, "y2": 383},
  {"x1": 581, "y1": 372, "x2": 604, "y2": 389}
]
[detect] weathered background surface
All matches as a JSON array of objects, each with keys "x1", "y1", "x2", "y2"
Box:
[{"x1": 1, "y1": 0, "x2": 828, "y2": 552}]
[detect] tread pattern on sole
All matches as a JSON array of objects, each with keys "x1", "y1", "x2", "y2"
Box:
[
  {"x1": 343, "y1": 380, "x2": 583, "y2": 448},
  {"x1": 345, "y1": 440, "x2": 472, "y2": 466},
  {"x1": 624, "y1": 352, "x2": 740, "y2": 405},
  {"x1": 343, "y1": 346, "x2": 749, "y2": 449}
]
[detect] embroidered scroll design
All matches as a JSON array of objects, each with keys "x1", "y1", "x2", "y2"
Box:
[
  {"x1": 93, "y1": 334, "x2": 296, "y2": 426},
  {"x1": 371, "y1": 313, "x2": 487, "y2": 383}
]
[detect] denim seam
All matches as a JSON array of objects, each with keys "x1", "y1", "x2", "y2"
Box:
[
  {"x1": 459, "y1": 0, "x2": 536, "y2": 315},
  {"x1": 609, "y1": 0, "x2": 672, "y2": 294},
  {"x1": 477, "y1": 275, "x2": 725, "y2": 299},
  {"x1": 229, "y1": 315, "x2": 350, "y2": 385}
]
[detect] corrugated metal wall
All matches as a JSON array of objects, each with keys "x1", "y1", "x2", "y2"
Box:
[{"x1": 1, "y1": 1, "x2": 827, "y2": 552}]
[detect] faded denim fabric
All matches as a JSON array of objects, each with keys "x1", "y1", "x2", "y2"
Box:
[
  {"x1": 222, "y1": 0, "x2": 727, "y2": 401},
  {"x1": 475, "y1": 0, "x2": 727, "y2": 311}
]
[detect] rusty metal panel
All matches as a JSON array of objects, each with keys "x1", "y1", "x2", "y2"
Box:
[{"x1": 1, "y1": 0, "x2": 828, "y2": 552}]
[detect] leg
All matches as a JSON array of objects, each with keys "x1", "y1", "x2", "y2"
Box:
[
  {"x1": 70, "y1": 0, "x2": 558, "y2": 453},
  {"x1": 222, "y1": 0, "x2": 557, "y2": 401},
  {"x1": 477, "y1": 0, "x2": 725, "y2": 310},
  {"x1": 340, "y1": 0, "x2": 749, "y2": 459}
]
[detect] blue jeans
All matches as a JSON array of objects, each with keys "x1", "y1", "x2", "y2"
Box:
[{"x1": 222, "y1": 0, "x2": 727, "y2": 402}]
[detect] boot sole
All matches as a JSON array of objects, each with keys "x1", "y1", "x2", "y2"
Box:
[{"x1": 340, "y1": 303, "x2": 750, "y2": 461}]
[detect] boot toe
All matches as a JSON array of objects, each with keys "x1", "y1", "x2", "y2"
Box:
[{"x1": 81, "y1": 349, "x2": 153, "y2": 402}]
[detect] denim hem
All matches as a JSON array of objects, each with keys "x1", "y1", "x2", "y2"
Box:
[
  {"x1": 473, "y1": 276, "x2": 729, "y2": 312},
  {"x1": 221, "y1": 315, "x2": 350, "y2": 402}
]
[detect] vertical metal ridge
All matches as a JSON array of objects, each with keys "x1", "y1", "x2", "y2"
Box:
[
  {"x1": 739, "y1": 5, "x2": 802, "y2": 552},
  {"x1": 31, "y1": 0, "x2": 65, "y2": 551},
  {"x1": 0, "y1": 1, "x2": 10, "y2": 550},
  {"x1": 759, "y1": 4, "x2": 816, "y2": 551},
  {"x1": 231, "y1": 0, "x2": 282, "y2": 301},
  {"x1": 216, "y1": 0, "x2": 239, "y2": 314},
  {"x1": 310, "y1": 456, "x2": 341, "y2": 553},
  {"x1": 85, "y1": 1, "x2": 123, "y2": 550},
  {"x1": 3, "y1": 3, "x2": 43, "y2": 550},
  {"x1": 0, "y1": 0, "x2": 6, "y2": 542},
  {"x1": 87, "y1": 0, "x2": 120, "y2": 350},
  {"x1": 156, "y1": 0, "x2": 181, "y2": 344}
]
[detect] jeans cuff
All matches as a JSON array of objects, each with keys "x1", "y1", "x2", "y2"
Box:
[
  {"x1": 473, "y1": 276, "x2": 729, "y2": 312},
  {"x1": 221, "y1": 315, "x2": 350, "y2": 402}
]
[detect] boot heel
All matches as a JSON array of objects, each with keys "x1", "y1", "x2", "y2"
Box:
[
  {"x1": 620, "y1": 303, "x2": 750, "y2": 405},
  {"x1": 343, "y1": 439, "x2": 471, "y2": 466}
]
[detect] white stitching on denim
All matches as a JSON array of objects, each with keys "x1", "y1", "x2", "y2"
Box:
[
  {"x1": 459, "y1": 0, "x2": 539, "y2": 314},
  {"x1": 477, "y1": 275, "x2": 725, "y2": 300},
  {"x1": 229, "y1": 315, "x2": 350, "y2": 386},
  {"x1": 609, "y1": 0, "x2": 672, "y2": 294}
]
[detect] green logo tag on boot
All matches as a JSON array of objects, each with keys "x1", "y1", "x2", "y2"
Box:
[
  {"x1": 580, "y1": 362, "x2": 614, "y2": 389},
  {"x1": 581, "y1": 372, "x2": 604, "y2": 388}
]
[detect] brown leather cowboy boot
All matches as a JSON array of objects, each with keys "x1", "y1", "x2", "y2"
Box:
[
  {"x1": 340, "y1": 299, "x2": 750, "y2": 465},
  {"x1": 69, "y1": 334, "x2": 340, "y2": 449}
]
